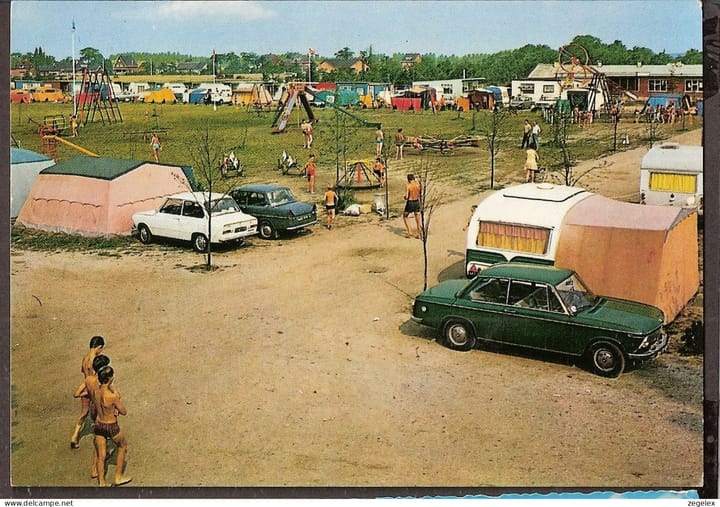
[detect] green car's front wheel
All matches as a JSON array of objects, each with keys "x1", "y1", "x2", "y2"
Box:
[
  {"x1": 588, "y1": 341, "x2": 625, "y2": 378},
  {"x1": 258, "y1": 220, "x2": 278, "y2": 240},
  {"x1": 442, "y1": 319, "x2": 476, "y2": 352}
]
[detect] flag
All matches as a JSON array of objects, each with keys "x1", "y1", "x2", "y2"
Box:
[{"x1": 308, "y1": 48, "x2": 316, "y2": 56}]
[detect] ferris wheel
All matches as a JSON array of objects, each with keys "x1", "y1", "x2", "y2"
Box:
[
  {"x1": 557, "y1": 43, "x2": 594, "y2": 89},
  {"x1": 556, "y1": 43, "x2": 614, "y2": 114}
]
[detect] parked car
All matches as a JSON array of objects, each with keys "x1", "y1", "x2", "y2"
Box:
[
  {"x1": 229, "y1": 184, "x2": 317, "y2": 239},
  {"x1": 31, "y1": 87, "x2": 65, "y2": 103},
  {"x1": 411, "y1": 263, "x2": 667, "y2": 377},
  {"x1": 131, "y1": 192, "x2": 258, "y2": 252},
  {"x1": 531, "y1": 96, "x2": 559, "y2": 111},
  {"x1": 10, "y1": 89, "x2": 32, "y2": 104},
  {"x1": 509, "y1": 96, "x2": 534, "y2": 110}
]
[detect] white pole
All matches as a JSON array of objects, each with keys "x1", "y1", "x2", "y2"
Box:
[
  {"x1": 72, "y1": 19, "x2": 77, "y2": 116},
  {"x1": 213, "y1": 50, "x2": 217, "y2": 111}
]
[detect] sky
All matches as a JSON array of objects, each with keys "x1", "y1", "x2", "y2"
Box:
[{"x1": 10, "y1": 0, "x2": 702, "y2": 59}]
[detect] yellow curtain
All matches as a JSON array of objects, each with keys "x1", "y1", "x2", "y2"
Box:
[
  {"x1": 649, "y1": 172, "x2": 696, "y2": 193},
  {"x1": 477, "y1": 222, "x2": 550, "y2": 254}
]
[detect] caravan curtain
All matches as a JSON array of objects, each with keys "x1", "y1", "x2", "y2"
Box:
[
  {"x1": 649, "y1": 172, "x2": 696, "y2": 193},
  {"x1": 477, "y1": 221, "x2": 550, "y2": 254}
]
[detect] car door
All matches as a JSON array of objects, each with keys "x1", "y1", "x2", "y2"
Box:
[
  {"x1": 179, "y1": 199, "x2": 208, "y2": 241},
  {"x1": 501, "y1": 280, "x2": 572, "y2": 351},
  {"x1": 154, "y1": 198, "x2": 183, "y2": 238},
  {"x1": 451, "y1": 276, "x2": 509, "y2": 341},
  {"x1": 246, "y1": 191, "x2": 269, "y2": 218}
]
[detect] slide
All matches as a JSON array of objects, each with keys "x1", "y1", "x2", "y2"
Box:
[{"x1": 272, "y1": 90, "x2": 298, "y2": 133}]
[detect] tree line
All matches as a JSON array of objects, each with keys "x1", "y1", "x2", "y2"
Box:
[{"x1": 12, "y1": 34, "x2": 701, "y2": 86}]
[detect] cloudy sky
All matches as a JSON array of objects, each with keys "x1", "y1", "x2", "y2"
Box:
[{"x1": 11, "y1": 0, "x2": 702, "y2": 59}]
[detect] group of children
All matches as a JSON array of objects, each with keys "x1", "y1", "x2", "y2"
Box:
[{"x1": 70, "y1": 336, "x2": 131, "y2": 487}]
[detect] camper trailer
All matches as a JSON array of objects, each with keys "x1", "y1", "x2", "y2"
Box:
[
  {"x1": 465, "y1": 183, "x2": 592, "y2": 277},
  {"x1": 640, "y1": 143, "x2": 703, "y2": 214}
]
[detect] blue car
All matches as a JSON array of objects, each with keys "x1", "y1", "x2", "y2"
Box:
[{"x1": 229, "y1": 184, "x2": 317, "y2": 239}]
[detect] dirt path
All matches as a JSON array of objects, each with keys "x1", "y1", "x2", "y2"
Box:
[{"x1": 9, "y1": 129, "x2": 703, "y2": 488}]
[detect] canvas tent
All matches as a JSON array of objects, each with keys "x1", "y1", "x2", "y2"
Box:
[
  {"x1": 11, "y1": 147, "x2": 55, "y2": 218},
  {"x1": 555, "y1": 194, "x2": 699, "y2": 322},
  {"x1": 16, "y1": 156, "x2": 196, "y2": 236},
  {"x1": 232, "y1": 83, "x2": 273, "y2": 106}
]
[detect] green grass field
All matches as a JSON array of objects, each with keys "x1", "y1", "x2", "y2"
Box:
[{"x1": 12, "y1": 100, "x2": 699, "y2": 190}]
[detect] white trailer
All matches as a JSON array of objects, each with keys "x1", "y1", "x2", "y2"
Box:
[
  {"x1": 640, "y1": 143, "x2": 703, "y2": 214},
  {"x1": 465, "y1": 183, "x2": 592, "y2": 277}
]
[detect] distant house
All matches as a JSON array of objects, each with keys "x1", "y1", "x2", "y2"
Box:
[
  {"x1": 512, "y1": 62, "x2": 703, "y2": 104},
  {"x1": 10, "y1": 61, "x2": 35, "y2": 80},
  {"x1": 176, "y1": 61, "x2": 208, "y2": 74},
  {"x1": 316, "y1": 58, "x2": 367, "y2": 74},
  {"x1": 113, "y1": 55, "x2": 140, "y2": 75},
  {"x1": 401, "y1": 53, "x2": 422, "y2": 70},
  {"x1": 36, "y1": 61, "x2": 78, "y2": 80}
]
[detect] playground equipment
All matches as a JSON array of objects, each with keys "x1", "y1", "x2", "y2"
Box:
[
  {"x1": 556, "y1": 43, "x2": 615, "y2": 116},
  {"x1": 271, "y1": 84, "x2": 316, "y2": 133},
  {"x1": 76, "y1": 67, "x2": 123, "y2": 126},
  {"x1": 220, "y1": 151, "x2": 244, "y2": 178},
  {"x1": 40, "y1": 134, "x2": 99, "y2": 160},
  {"x1": 408, "y1": 134, "x2": 480, "y2": 154},
  {"x1": 313, "y1": 87, "x2": 382, "y2": 129},
  {"x1": 336, "y1": 160, "x2": 381, "y2": 189},
  {"x1": 277, "y1": 151, "x2": 304, "y2": 176}
]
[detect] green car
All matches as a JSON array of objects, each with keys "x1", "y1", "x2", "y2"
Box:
[
  {"x1": 229, "y1": 184, "x2": 318, "y2": 240},
  {"x1": 411, "y1": 263, "x2": 667, "y2": 377}
]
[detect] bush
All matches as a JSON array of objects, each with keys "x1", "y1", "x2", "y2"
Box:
[{"x1": 679, "y1": 320, "x2": 704, "y2": 355}]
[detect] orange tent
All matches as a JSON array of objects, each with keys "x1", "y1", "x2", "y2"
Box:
[
  {"x1": 555, "y1": 194, "x2": 699, "y2": 322},
  {"x1": 16, "y1": 156, "x2": 194, "y2": 236}
]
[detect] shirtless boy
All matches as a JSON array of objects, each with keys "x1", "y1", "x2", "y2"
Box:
[
  {"x1": 94, "y1": 366, "x2": 132, "y2": 487},
  {"x1": 75, "y1": 354, "x2": 111, "y2": 480},
  {"x1": 70, "y1": 335, "x2": 105, "y2": 448}
]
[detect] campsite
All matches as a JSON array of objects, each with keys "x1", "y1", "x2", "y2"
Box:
[{"x1": 9, "y1": 97, "x2": 704, "y2": 488}]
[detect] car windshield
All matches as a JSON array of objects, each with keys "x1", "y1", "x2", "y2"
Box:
[
  {"x1": 205, "y1": 197, "x2": 238, "y2": 214},
  {"x1": 267, "y1": 188, "x2": 295, "y2": 206},
  {"x1": 555, "y1": 273, "x2": 597, "y2": 313}
]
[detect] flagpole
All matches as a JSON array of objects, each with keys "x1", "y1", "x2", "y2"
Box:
[
  {"x1": 72, "y1": 19, "x2": 77, "y2": 116},
  {"x1": 307, "y1": 50, "x2": 311, "y2": 83},
  {"x1": 212, "y1": 49, "x2": 217, "y2": 111}
]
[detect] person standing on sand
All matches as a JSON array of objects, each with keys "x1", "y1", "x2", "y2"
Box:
[
  {"x1": 93, "y1": 366, "x2": 132, "y2": 487},
  {"x1": 323, "y1": 185, "x2": 338, "y2": 229},
  {"x1": 70, "y1": 335, "x2": 105, "y2": 449},
  {"x1": 402, "y1": 173, "x2": 422, "y2": 239},
  {"x1": 304, "y1": 154, "x2": 317, "y2": 193},
  {"x1": 524, "y1": 146, "x2": 540, "y2": 183},
  {"x1": 75, "y1": 354, "x2": 111, "y2": 481}
]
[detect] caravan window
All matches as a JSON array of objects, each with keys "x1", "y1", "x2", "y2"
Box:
[
  {"x1": 476, "y1": 221, "x2": 551, "y2": 255},
  {"x1": 649, "y1": 172, "x2": 697, "y2": 193}
]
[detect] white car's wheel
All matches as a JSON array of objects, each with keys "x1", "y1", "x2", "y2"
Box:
[
  {"x1": 138, "y1": 224, "x2": 152, "y2": 245},
  {"x1": 192, "y1": 233, "x2": 209, "y2": 252}
]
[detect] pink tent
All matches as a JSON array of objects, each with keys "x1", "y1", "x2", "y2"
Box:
[
  {"x1": 555, "y1": 194, "x2": 699, "y2": 322},
  {"x1": 16, "y1": 156, "x2": 194, "y2": 236}
]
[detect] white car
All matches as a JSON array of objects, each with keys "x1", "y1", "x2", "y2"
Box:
[{"x1": 132, "y1": 192, "x2": 258, "y2": 252}]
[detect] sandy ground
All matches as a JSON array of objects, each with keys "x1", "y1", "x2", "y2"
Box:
[{"x1": 9, "y1": 128, "x2": 703, "y2": 489}]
